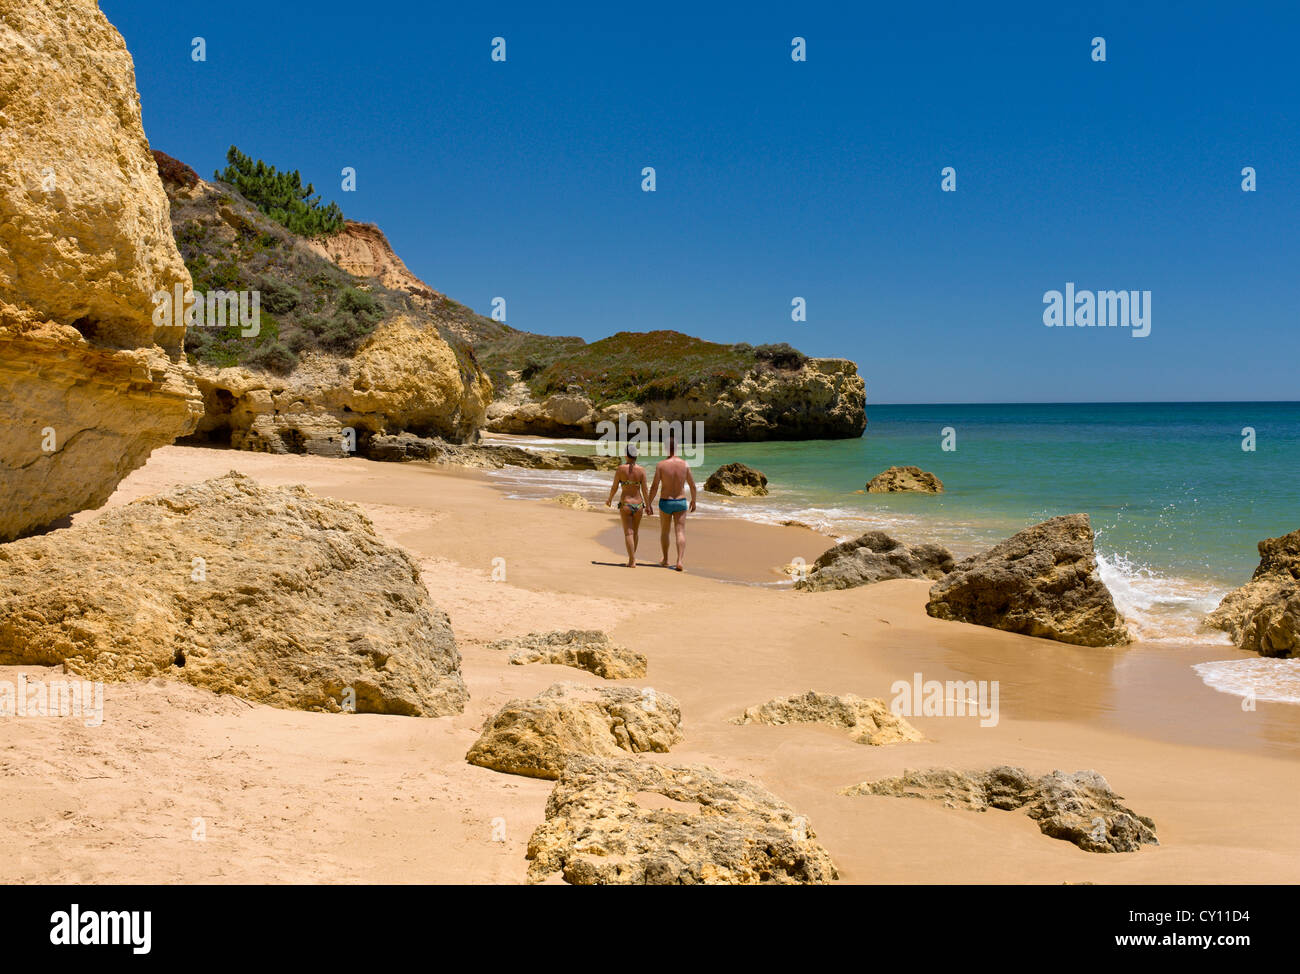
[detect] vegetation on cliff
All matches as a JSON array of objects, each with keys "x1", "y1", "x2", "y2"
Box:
[
  {"x1": 159, "y1": 152, "x2": 480, "y2": 377},
  {"x1": 214, "y1": 146, "x2": 344, "y2": 236},
  {"x1": 463, "y1": 316, "x2": 810, "y2": 408}
]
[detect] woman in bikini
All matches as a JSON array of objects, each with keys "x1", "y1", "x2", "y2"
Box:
[{"x1": 605, "y1": 443, "x2": 650, "y2": 567}]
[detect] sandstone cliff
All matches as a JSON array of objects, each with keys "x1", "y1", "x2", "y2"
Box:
[
  {"x1": 156, "y1": 154, "x2": 491, "y2": 454},
  {"x1": 0, "y1": 1, "x2": 202, "y2": 540}
]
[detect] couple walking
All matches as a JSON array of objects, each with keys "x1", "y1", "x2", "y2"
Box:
[{"x1": 604, "y1": 430, "x2": 697, "y2": 570}]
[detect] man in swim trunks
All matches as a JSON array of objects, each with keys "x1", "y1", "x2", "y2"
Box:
[{"x1": 646, "y1": 429, "x2": 697, "y2": 572}]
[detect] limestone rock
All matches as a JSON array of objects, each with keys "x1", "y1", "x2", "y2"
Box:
[
  {"x1": 0, "y1": 1, "x2": 202, "y2": 540},
  {"x1": 731, "y1": 690, "x2": 923, "y2": 745},
  {"x1": 1206, "y1": 528, "x2": 1300, "y2": 657},
  {"x1": 190, "y1": 312, "x2": 490, "y2": 455},
  {"x1": 550, "y1": 493, "x2": 592, "y2": 511},
  {"x1": 489, "y1": 630, "x2": 647, "y2": 679},
  {"x1": 0, "y1": 472, "x2": 467, "y2": 716},
  {"x1": 866, "y1": 465, "x2": 943, "y2": 493},
  {"x1": 797, "y1": 530, "x2": 954, "y2": 591},
  {"x1": 704, "y1": 463, "x2": 769, "y2": 497},
  {"x1": 841, "y1": 766, "x2": 1158, "y2": 853},
  {"x1": 925, "y1": 514, "x2": 1131, "y2": 646},
  {"x1": 526, "y1": 757, "x2": 839, "y2": 884},
  {"x1": 465, "y1": 683, "x2": 681, "y2": 779}
]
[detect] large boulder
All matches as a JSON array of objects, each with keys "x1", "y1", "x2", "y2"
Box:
[
  {"x1": 796, "y1": 530, "x2": 954, "y2": 591},
  {"x1": 730, "y1": 690, "x2": 923, "y2": 745},
  {"x1": 1206, "y1": 529, "x2": 1300, "y2": 657},
  {"x1": 526, "y1": 757, "x2": 839, "y2": 884},
  {"x1": 465, "y1": 683, "x2": 681, "y2": 779},
  {"x1": 489, "y1": 630, "x2": 647, "y2": 679},
  {"x1": 841, "y1": 766, "x2": 1158, "y2": 853},
  {"x1": 925, "y1": 514, "x2": 1130, "y2": 646},
  {"x1": 704, "y1": 462, "x2": 769, "y2": 497},
  {"x1": 866, "y1": 465, "x2": 943, "y2": 493},
  {"x1": 0, "y1": 473, "x2": 467, "y2": 716},
  {"x1": 0, "y1": 0, "x2": 202, "y2": 540}
]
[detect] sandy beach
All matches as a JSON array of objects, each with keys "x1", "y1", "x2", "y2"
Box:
[{"x1": 1, "y1": 444, "x2": 1296, "y2": 885}]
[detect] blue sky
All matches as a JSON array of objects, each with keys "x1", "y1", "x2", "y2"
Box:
[{"x1": 104, "y1": 0, "x2": 1297, "y2": 403}]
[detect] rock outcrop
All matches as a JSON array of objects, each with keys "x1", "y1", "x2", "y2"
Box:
[
  {"x1": 488, "y1": 630, "x2": 647, "y2": 679},
  {"x1": 796, "y1": 531, "x2": 954, "y2": 591},
  {"x1": 465, "y1": 683, "x2": 681, "y2": 779},
  {"x1": 731, "y1": 690, "x2": 923, "y2": 745},
  {"x1": 476, "y1": 331, "x2": 868, "y2": 442},
  {"x1": 0, "y1": 1, "x2": 202, "y2": 540},
  {"x1": 549, "y1": 493, "x2": 592, "y2": 511},
  {"x1": 1206, "y1": 528, "x2": 1300, "y2": 657},
  {"x1": 189, "y1": 314, "x2": 491, "y2": 454},
  {"x1": 526, "y1": 757, "x2": 839, "y2": 884},
  {"x1": 866, "y1": 465, "x2": 943, "y2": 493},
  {"x1": 925, "y1": 514, "x2": 1130, "y2": 646},
  {"x1": 364, "y1": 431, "x2": 617, "y2": 470},
  {"x1": 841, "y1": 766, "x2": 1158, "y2": 853},
  {"x1": 704, "y1": 463, "x2": 769, "y2": 497},
  {"x1": 0, "y1": 473, "x2": 468, "y2": 715}
]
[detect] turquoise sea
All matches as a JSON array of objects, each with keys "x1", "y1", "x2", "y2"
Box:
[{"x1": 487, "y1": 401, "x2": 1300, "y2": 642}]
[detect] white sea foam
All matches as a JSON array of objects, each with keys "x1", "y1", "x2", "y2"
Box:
[
  {"x1": 1096, "y1": 551, "x2": 1230, "y2": 643},
  {"x1": 1193, "y1": 658, "x2": 1300, "y2": 705}
]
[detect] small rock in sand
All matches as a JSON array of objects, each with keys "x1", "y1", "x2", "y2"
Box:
[
  {"x1": 465, "y1": 682, "x2": 681, "y2": 779},
  {"x1": 731, "y1": 689, "x2": 924, "y2": 745},
  {"x1": 489, "y1": 629, "x2": 647, "y2": 679},
  {"x1": 550, "y1": 492, "x2": 591, "y2": 511},
  {"x1": 796, "y1": 530, "x2": 954, "y2": 591},
  {"x1": 526, "y1": 756, "x2": 839, "y2": 884},
  {"x1": 841, "y1": 765, "x2": 1158, "y2": 853}
]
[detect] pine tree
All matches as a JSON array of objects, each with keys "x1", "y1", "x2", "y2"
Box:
[{"x1": 215, "y1": 146, "x2": 344, "y2": 236}]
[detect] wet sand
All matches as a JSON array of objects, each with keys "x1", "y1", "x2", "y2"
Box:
[{"x1": 1, "y1": 445, "x2": 1296, "y2": 884}]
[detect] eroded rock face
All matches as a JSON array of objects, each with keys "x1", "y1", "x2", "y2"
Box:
[
  {"x1": 841, "y1": 766, "x2": 1158, "y2": 853},
  {"x1": 925, "y1": 514, "x2": 1130, "y2": 646},
  {"x1": 0, "y1": 473, "x2": 467, "y2": 716},
  {"x1": 489, "y1": 630, "x2": 647, "y2": 679},
  {"x1": 704, "y1": 463, "x2": 769, "y2": 497},
  {"x1": 797, "y1": 531, "x2": 954, "y2": 591},
  {"x1": 305, "y1": 221, "x2": 440, "y2": 306},
  {"x1": 191, "y1": 313, "x2": 490, "y2": 455},
  {"x1": 731, "y1": 690, "x2": 923, "y2": 745},
  {"x1": 866, "y1": 465, "x2": 943, "y2": 493},
  {"x1": 526, "y1": 757, "x2": 839, "y2": 884},
  {"x1": 0, "y1": 1, "x2": 202, "y2": 540},
  {"x1": 1207, "y1": 528, "x2": 1300, "y2": 657},
  {"x1": 466, "y1": 683, "x2": 681, "y2": 779}
]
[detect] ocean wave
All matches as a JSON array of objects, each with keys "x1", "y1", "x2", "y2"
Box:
[
  {"x1": 1193, "y1": 658, "x2": 1300, "y2": 705},
  {"x1": 1096, "y1": 551, "x2": 1230, "y2": 643}
]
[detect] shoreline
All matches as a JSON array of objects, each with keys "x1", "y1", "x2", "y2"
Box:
[{"x1": 2, "y1": 444, "x2": 1297, "y2": 884}]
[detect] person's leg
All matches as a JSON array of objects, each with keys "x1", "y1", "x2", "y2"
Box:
[
  {"x1": 659, "y1": 510, "x2": 672, "y2": 566},
  {"x1": 631, "y1": 509, "x2": 642, "y2": 557},
  {"x1": 673, "y1": 511, "x2": 687, "y2": 570},
  {"x1": 620, "y1": 507, "x2": 636, "y2": 567}
]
